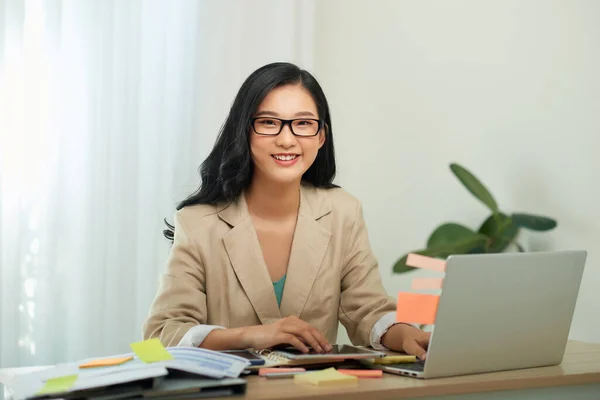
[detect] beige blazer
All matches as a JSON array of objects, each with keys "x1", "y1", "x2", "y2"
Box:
[{"x1": 142, "y1": 183, "x2": 397, "y2": 347}]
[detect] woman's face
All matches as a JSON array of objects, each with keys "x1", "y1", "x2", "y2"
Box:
[{"x1": 249, "y1": 84, "x2": 325, "y2": 186}]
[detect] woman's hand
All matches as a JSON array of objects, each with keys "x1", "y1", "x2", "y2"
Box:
[
  {"x1": 381, "y1": 323, "x2": 431, "y2": 360},
  {"x1": 241, "y1": 316, "x2": 332, "y2": 353}
]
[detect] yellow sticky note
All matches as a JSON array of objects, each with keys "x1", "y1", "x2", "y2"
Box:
[
  {"x1": 79, "y1": 356, "x2": 133, "y2": 368},
  {"x1": 130, "y1": 338, "x2": 173, "y2": 363},
  {"x1": 36, "y1": 375, "x2": 78, "y2": 395},
  {"x1": 294, "y1": 368, "x2": 358, "y2": 386}
]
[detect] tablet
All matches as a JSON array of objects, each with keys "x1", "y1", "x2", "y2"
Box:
[
  {"x1": 219, "y1": 349, "x2": 265, "y2": 366},
  {"x1": 273, "y1": 345, "x2": 385, "y2": 360}
]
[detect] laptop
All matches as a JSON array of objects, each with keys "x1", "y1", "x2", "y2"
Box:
[{"x1": 375, "y1": 250, "x2": 587, "y2": 379}]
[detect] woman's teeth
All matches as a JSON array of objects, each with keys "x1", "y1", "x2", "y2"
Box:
[{"x1": 273, "y1": 155, "x2": 298, "y2": 161}]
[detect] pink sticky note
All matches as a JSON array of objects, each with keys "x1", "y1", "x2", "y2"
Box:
[
  {"x1": 397, "y1": 292, "x2": 439, "y2": 325},
  {"x1": 406, "y1": 253, "x2": 446, "y2": 272},
  {"x1": 411, "y1": 278, "x2": 444, "y2": 290}
]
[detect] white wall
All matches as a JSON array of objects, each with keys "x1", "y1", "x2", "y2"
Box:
[{"x1": 313, "y1": 0, "x2": 600, "y2": 344}]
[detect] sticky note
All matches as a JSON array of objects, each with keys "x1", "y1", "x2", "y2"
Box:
[
  {"x1": 411, "y1": 277, "x2": 444, "y2": 290},
  {"x1": 397, "y1": 292, "x2": 440, "y2": 325},
  {"x1": 36, "y1": 375, "x2": 78, "y2": 395},
  {"x1": 406, "y1": 253, "x2": 446, "y2": 272},
  {"x1": 79, "y1": 356, "x2": 133, "y2": 369},
  {"x1": 294, "y1": 367, "x2": 357, "y2": 386},
  {"x1": 369, "y1": 355, "x2": 417, "y2": 364},
  {"x1": 337, "y1": 369, "x2": 382, "y2": 378},
  {"x1": 130, "y1": 338, "x2": 173, "y2": 363},
  {"x1": 259, "y1": 367, "x2": 305, "y2": 376}
]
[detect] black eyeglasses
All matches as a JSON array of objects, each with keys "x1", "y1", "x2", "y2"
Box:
[{"x1": 251, "y1": 117, "x2": 323, "y2": 137}]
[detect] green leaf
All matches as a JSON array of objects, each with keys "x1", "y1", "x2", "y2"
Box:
[
  {"x1": 516, "y1": 243, "x2": 525, "y2": 252},
  {"x1": 427, "y1": 222, "x2": 482, "y2": 248},
  {"x1": 511, "y1": 213, "x2": 557, "y2": 231},
  {"x1": 450, "y1": 163, "x2": 498, "y2": 212},
  {"x1": 478, "y1": 213, "x2": 519, "y2": 253},
  {"x1": 393, "y1": 234, "x2": 489, "y2": 274}
]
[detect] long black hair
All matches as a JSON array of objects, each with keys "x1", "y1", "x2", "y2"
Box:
[{"x1": 163, "y1": 62, "x2": 338, "y2": 240}]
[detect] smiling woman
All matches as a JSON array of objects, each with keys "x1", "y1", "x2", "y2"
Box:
[
  {"x1": 143, "y1": 62, "x2": 431, "y2": 359},
  {"x1": 249, "y1": 85, "x2": 326, "y2": 188}
]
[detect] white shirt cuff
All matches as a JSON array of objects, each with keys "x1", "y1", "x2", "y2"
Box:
[
  {"x1": 177, "y1": 324, "x2": 225, "y2": 347},
  {"x1": 369, "y1": 312, "x2": 420, "y2": 350}
]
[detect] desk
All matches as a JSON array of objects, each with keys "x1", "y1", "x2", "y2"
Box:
[
  {"x1": 242, "y1": 340, "x2": 600, "y2": 400},
  {"x1": 2, "y1": 341, "x2": 600, "y2": 400}
]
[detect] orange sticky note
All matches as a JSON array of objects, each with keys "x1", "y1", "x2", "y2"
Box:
[
  {"x1": 397, "y1": 292, "x2": 439, "y2": 325},
  {"x1": 337, "y1": 369, "x2": 382, "y2": 378},
  {"x1": 411, "y1": 277, "x2": 444, "y2": 290},
  {"x1": 406, "y1": 253, "x2": 446, "y2": 272},
  {"x1": 79, "y1": 356, "x2": 133, "y2": 369}
]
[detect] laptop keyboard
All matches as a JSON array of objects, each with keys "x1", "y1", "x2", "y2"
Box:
[{"x1": 387, "y1": 359, "x2": 425, "y2": 372}]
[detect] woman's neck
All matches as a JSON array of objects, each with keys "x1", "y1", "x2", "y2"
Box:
[{"x1": 245, "y1": 177, "x2": 301, "y2": 220}]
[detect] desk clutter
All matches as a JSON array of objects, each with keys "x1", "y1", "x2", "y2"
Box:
[
  {"x1": 5, "y1": 338, "x2": 250, "y2": 400},
  {"x1": 3, "y1": 339, "x2": 420, "y2": 399}
]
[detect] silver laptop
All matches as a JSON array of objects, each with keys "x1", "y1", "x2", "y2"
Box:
[{"x1": 378, "y1": 250, "x2": 587, "y2": 379}]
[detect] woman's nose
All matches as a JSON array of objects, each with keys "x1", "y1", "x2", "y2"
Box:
[{"x1": 275, "y1": 123, "x2": 297, "y2": 147}]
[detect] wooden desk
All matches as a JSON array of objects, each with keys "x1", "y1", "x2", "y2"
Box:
[
  {"x1": 241, "y1": 340, "x2": 600, "y2": 400},
  {"x1": 2, "y1": 341, "x2": 600, "y2": 400}
]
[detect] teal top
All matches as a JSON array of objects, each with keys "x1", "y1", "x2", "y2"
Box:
[{"x1": 272, "y1": 274, "x2": 287, "y2": 308}]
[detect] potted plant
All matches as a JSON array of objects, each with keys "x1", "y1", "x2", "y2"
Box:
[{"x1": 393, "y1": 163, "x2": 558, "y2": 273}]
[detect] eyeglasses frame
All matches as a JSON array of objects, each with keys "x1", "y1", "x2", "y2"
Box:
[{"x1": 250, "y1": 117, "x2": 324, "y2": 137}]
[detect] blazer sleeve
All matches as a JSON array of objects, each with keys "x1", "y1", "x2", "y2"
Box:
[
  {"x1": 142, "y1": 211, "x2": 208, "y2": 346},
  {"x1": 338, "y1": 200, "x2": 397, "y2": 346}
]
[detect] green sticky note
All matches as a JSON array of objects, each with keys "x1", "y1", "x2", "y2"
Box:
[
  {"x1": 36, "y1": 374, "x2": 78, "y2": 395},
  {"x1": 130, "y1": 338, "x2": 173, "y2": 363}
]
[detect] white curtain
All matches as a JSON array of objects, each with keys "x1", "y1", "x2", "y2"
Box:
[{"x1": 0, "y1": 0, "x2": 315, "y2": 368}]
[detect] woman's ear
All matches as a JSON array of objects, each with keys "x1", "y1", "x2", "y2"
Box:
[{"x1": 318, "y1": 124, "x2": 328, "y2": 149}]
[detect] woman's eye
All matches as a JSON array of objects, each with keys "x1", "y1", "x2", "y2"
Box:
[
  {"x1": 260, "y1": 119, "x2": 277, "y2": 125},
  {"x1": 297, "y1": 120, "x2": 313, "y2": 126}
]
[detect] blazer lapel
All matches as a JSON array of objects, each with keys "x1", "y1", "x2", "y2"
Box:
[
  {"x1": 220, "y1": 196, "x2": 282, "y2": 324},
  {"x1": 279, "y1": 185, "x2": 332, "y2": 318}
]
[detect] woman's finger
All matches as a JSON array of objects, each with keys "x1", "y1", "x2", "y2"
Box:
[
  {"x1": 309, "y1": 326, "x2": 332, "y2": 352},
  {"x1": 416, "y1": 332, "x2": 431, "y2": 349},
  {"x1": 285, "y1": 325, "x2": 322, "y2": 352},
  {"x1": 403, "y1": 339, "x2": 428, "y2": 360},
  {"x1": 280, "y1": 333, "x2": 309, "y2": 353},
  {"x1": 285, "y1": 320, "x2": 329, "y2": 353}
]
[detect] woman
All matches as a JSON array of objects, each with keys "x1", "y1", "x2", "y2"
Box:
[{"x1": 143, "y1": 62, "x2": 430, "y2": 359}]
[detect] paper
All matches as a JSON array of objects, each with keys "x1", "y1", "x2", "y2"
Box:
[
  {"x1": 294, "y1": 367, "x2": 357, "y2": 386},
  {"x1": 9, "y1": 347, "x2": 250, "y2": 400},
  {"x1": 411, "y1": 277, "x2": 444, "y2": 290},
  {"x1": 79, "y1": 356, "x2": 133, "y2": 369},
  {"x1": 36, "y1": 374, "x2": 78, "y2": 395},
  {"x1": 406, "y1": 253, "x2": 446, "y2": 272},
  {"x1": 337, "y1": 369, "x2": 382, "y2": 378},
  {"x1": 259, "y1": 367, "x2": 305, "y2": 376},
  {"x1": 397, "y1": 292, "x2": 440, "y2": 325},
  {"x1": 130, "y1": 338, "x2": 173, "y2": 363}
]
